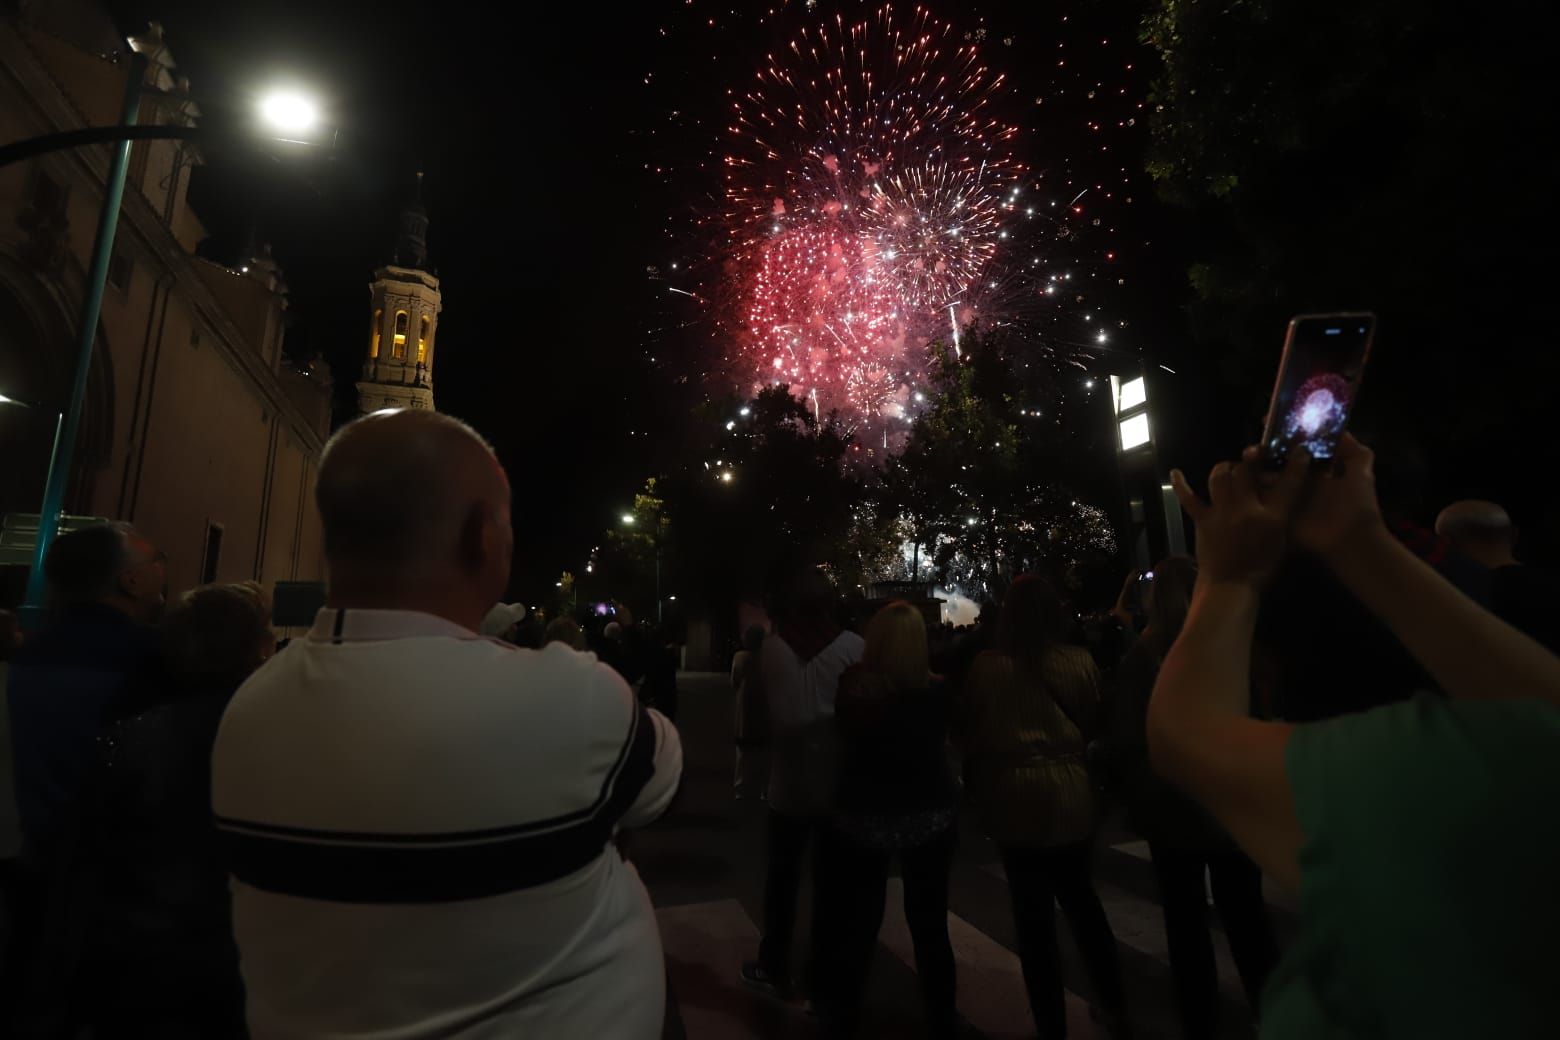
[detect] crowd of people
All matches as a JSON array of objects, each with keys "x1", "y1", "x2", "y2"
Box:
[
  {"x1": 0, "y1": 408, "x2": 1555, "y2": 1039},
  {"x1": 730, "y1": 437, "x2": 1558, "y2": 1038}
]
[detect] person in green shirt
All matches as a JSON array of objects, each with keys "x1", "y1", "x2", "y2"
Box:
[{"x1": 1150, "y1": 434, "x2": 1560, "y2": 1039}]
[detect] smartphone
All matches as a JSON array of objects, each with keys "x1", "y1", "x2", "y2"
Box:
[{"x1": 1260, "y1": 313, "x2": 1376, "y2": 466}]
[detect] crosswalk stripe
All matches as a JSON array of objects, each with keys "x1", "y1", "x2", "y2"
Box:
[{"x1": 878, "y1": 878, "x2": 1101, "y2": 1039}]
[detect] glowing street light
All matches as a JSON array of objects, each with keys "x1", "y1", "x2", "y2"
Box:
[
  {"x1": 258, "y1": 89, "x2": 320, "y2": 136},
  {"x1": 1111, "y1": 375, "x2": 1151, "y2": 452},
  {"x1": 620, "y1": 514, "x2": 636, "y2": 525}
]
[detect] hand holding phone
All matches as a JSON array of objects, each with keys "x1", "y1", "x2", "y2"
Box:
[{"x1": 1260, "y1": 313, "x2": 1375, "y2": 467}]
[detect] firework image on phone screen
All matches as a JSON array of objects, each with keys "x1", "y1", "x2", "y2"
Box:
[{"x1": 1260, "y1": 313, "x2": 1376, "y2": 465}]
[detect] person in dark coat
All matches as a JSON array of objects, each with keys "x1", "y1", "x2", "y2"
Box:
[
  {"x1": 75, "y1": 583, "x2": 275, "y2": 1037},
  {"x1": 811, "y1": 602, "x2": 960, "y2": 1037},
  {"x1": 4, "y1": 524, "x2": 166, "y2": 1036},
  {"x1": 1110, "y1": 557, "x2": 1278, "y2": 1039},
  {"x1": 7, "y1": 523, "x2": 166, "y2": 863}
]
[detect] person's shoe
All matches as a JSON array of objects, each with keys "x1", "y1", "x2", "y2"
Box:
[{"x1": 740, "y1": 960, "x2": 789, "y2": 999}]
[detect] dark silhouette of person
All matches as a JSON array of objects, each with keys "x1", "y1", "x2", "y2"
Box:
[
  {"x1": 1437, "y1": 500, "x2": 1559, "y2": 654},
  {"x1": 77, "y1": 583, "x2": 274, "y2": 1037},
  {"x1": 1110, "y1": 557, "x2": 1277, "y2": 1037}
]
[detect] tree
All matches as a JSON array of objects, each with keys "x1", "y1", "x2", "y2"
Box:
[
  {"x1": 583, "y1": 385, "x2": 872, "y2": 642},
  {"x1": 882, "y1": 336, "x2": 1121, "y2": 599},
  {"x1": 594, "y1": 480, "x2": 669, "y2": 622}
]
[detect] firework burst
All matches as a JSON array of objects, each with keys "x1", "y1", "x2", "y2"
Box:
[
  {"x1": 648, "y1": 1, "x2": 1142, "y2": 440},
  {"x1": 724, "y1": 5, "x2": 1026, "y2": 427}
]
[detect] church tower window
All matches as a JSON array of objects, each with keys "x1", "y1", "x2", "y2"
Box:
[
  {"x1": 370, "y1": 308, "x2": 382, "y2": 358},
  {"x1": 392, "y1": 310, "x2": 409, "y2": 359},
  {"x1": 418, "y1": 315, "x2": 431, "y2": 364}
]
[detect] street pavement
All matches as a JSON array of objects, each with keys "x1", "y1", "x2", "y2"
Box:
[{"x1": 629, "y1": 673, "x2": 1298, "y2": 1040}]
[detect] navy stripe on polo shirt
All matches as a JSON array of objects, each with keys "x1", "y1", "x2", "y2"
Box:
[{"x1": 217, "y1": 703, "x2": 659, "y2": 903}]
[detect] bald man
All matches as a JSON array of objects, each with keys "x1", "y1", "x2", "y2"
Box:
[
  {"x1": 1437, "y1": 499, "x2": 1558, "y2": 653},
  {"x1": 212, "y1": 410, "x2": 682, "y2": 1039}
]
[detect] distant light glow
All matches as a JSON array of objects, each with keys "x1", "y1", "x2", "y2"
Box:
[{"x1": 258, "y1": 90, "x2": 319, "y2": 134}]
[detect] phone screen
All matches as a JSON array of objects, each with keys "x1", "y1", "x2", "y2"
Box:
[{"x1": 1261, "y1": 313, "x2": 1375, "y2": 464}]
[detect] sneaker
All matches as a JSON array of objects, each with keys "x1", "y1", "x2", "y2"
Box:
[{"x1": 740, "y1": 960, "x2": 789, "y2": 999}]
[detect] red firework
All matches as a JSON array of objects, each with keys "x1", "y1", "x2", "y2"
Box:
[{"x1": 725, "y1": 4, "x2": 1025, "y2": 425}]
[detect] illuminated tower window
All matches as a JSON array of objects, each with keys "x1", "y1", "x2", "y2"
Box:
[
  {"x1": 418, "y1": 314, "x2": 430, "y2": 364},
  {"x1": 369, "y1": 308, "x2": 382, "y2": 358},
  {"x1": 392, "y1": 310, "x2": 408, "y2": 359}
]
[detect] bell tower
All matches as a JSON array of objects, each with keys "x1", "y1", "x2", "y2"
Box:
[{"x1": 356, "y1": 172, "x2": 442, "y2": 413}]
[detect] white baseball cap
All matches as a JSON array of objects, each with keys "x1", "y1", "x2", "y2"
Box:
[{"x1": 480, "y1": 602, "x2": 528, "y2": 637}]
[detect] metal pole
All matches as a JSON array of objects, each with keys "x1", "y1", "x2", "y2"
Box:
[
  {"x1": 22, "y1": 53, "x2": 147, "y2": 625},
  {"x1": 0, "y1": 122, "x2": 200, "y2": 170}
]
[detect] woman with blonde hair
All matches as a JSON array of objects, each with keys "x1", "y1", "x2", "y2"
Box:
[{"x1": 811, "y1": 601, "x2": 960, "y2": 1037}]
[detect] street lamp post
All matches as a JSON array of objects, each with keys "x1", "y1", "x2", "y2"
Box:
[
  {"x1": 1107, "y1": 362, "x2": 1185, "y2": 568},
  {"x1": 21, "y1": 52, "x2": 146, "y2": 624}
]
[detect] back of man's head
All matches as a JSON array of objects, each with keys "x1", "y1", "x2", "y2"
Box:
[
  {"x1": 1435, "y1": 500, "x2": 1517, "y2": 566},
  {"x1": 44, "y1": 522, "x2": 131, "y2": 608},
  {"x1": 162, "y1": 583, "x2": 275, "y2": 694},
  {"x1": 316, "y1": 410, "x2": 512, "y2": 623}
]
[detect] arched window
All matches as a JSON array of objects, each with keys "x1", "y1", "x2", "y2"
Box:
[
  {"x1": 392, "y1": 310, "x2": 409, "y2": 359},
  {"x1": 369, "y1": 308, "x2": 382, "y2": 359},
  {"x1": 417, "y1": 315, "x2": 431, "y2": 364}
]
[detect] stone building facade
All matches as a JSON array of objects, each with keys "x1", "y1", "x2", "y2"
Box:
[{"x1": 0, "y1": 10, "x2": 333, "y2": 601}]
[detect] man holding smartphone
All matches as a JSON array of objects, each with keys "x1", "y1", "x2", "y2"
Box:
[{"x1": 1150, "y1": 436, "x2": 1560, "y2": 1038}]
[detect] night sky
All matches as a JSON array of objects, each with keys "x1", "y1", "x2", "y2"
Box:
[{"x1": 94, "y1": 0, "x2": 1220, "y2": 599}]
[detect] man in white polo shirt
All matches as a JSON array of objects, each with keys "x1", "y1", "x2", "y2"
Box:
[{"x1": 212, "y1": 410, "x2": 682, "y2": 1038}]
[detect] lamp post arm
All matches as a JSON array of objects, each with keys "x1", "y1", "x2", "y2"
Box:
[{"x1": 0, "y1": 122, "x2": 202, "y2": 169}]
